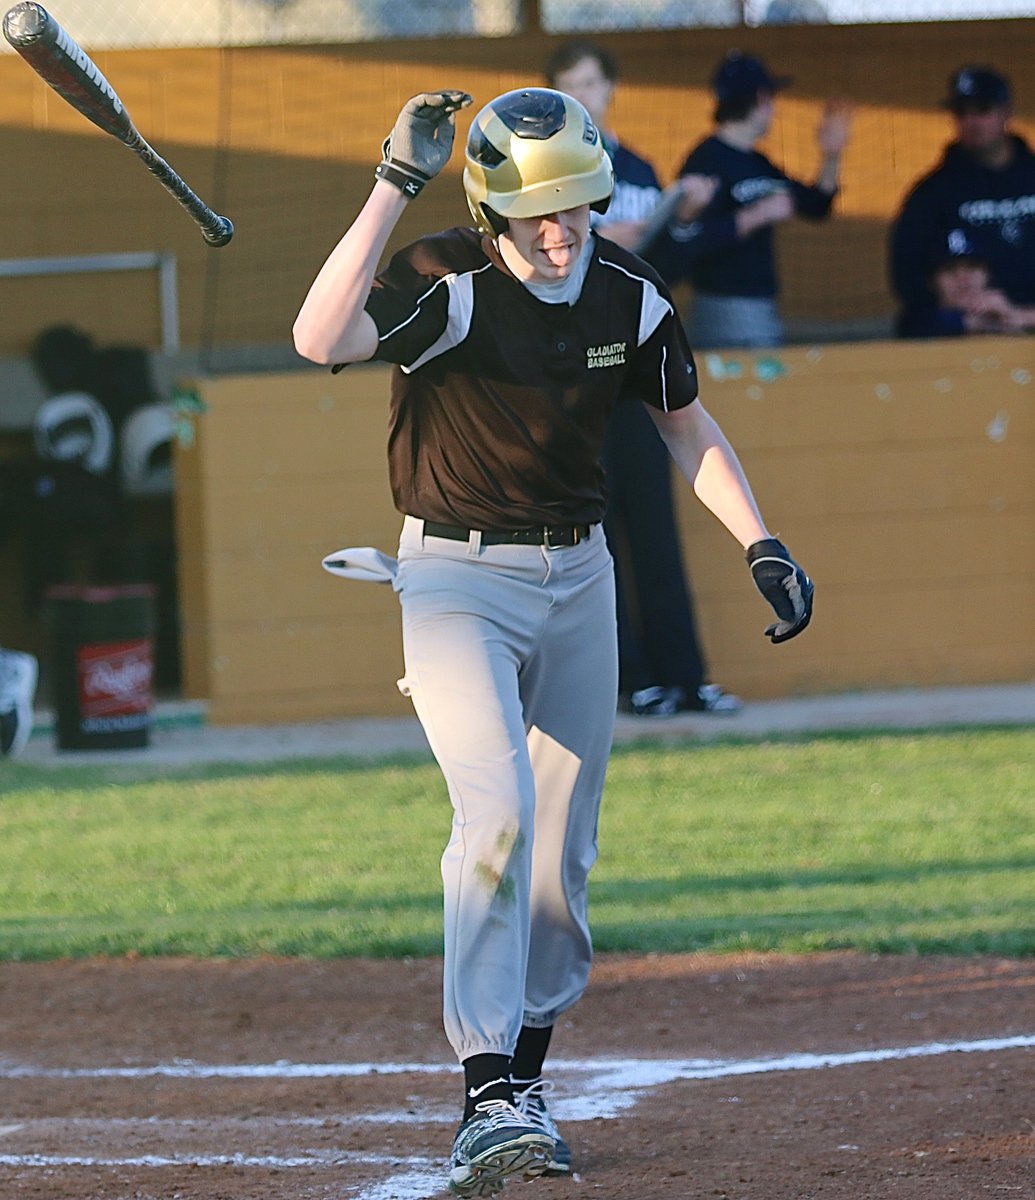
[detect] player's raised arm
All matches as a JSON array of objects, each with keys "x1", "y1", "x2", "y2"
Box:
[{"x1": 293, "y1": 90, "x2": 472, "y2": 366}]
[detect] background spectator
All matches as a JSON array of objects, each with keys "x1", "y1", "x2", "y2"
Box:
[
  {"x1": 546, "y1": 39, "x2": 740, "y2": 716},
  {"x1": 655, "y1": 50, "x2": 852, "y2": 349},
  {"x1": 890, "y1": 65, "x2": 1035, "y2": 338},
  {"x1": 898, "y1": 235, "x2": 1035, "y2": 338}
]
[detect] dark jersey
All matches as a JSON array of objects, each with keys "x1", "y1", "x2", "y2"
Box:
[
  {"x1": 652, "y1": 135, "x2": 835, "y2": 296},
  {"x1": 890, "y1": 134, "x2": 1035, "y2": 330},
  {"x1": 362, "y1": 227, "x2": 698, "y2": 530},
  {"x1": 598, "y1": 138, "x2": 662, "y2": 227}
]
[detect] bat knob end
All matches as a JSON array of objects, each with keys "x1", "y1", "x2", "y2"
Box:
[{"x1": 204, "y1": 216, "x2": 234, "y2": 247}]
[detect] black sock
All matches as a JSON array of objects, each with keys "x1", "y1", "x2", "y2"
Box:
[
  {"x1": 510, "y1": 1024, "x2": 553, "y2": 1085},
  {"x1": 462, "y1": 1053, "x2": 513, "y2": 1121}
]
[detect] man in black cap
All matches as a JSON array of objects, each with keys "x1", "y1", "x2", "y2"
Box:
[
  {"x1": 654, "y1": 50, "x2": 852, "y2": 349},
  {"x1": 890, "y1": 65, "x2": 1035, "y2": 338}
]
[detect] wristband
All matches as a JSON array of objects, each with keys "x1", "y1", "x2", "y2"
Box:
[{"x1": 374, "y1": 159, "x2": 428, "y2": 199}]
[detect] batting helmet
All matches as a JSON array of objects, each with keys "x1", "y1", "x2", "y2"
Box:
[{"x1": 462, "y1": 87, "x2": 614, "y2": 236}]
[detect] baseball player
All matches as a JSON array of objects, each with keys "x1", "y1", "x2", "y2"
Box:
[{"x1": 293, "y1": 86, "x2": 813, "y2": 1196}]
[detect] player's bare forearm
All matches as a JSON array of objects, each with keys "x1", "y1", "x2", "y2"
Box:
[
  {"x1": 293, "y1": 182, "x2": 408, "y2": 365},
  {"x1": 649, "y1": 401, "x2": 770, "y2": 548}
]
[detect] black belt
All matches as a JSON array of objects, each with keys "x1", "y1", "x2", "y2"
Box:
[{"x1": 423, "y1": 521, "x2": 593, "y2": 549}]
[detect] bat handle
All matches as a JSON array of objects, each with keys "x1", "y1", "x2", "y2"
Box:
[{"x1": 202, "y1": 215, "x2": 234, "y2": 247}]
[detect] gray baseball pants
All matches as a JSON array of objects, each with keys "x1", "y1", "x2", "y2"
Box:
[{"x1": 394, "y1": 516, "x2": 618, "y2": 1063}]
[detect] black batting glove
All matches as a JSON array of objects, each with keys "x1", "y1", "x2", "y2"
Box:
[
  {"x1": 375, "y1": 90, "x2": 472, "y2": 199},
  {"x1": 746, "y1": 538, "x2": 814, "y2": 644}
]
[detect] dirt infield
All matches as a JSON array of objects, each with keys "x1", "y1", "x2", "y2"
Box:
[{"x1": 1, "y1": 954, "x2": 1032, "y2": 1200}]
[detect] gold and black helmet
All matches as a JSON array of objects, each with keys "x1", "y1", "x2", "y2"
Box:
[{"x1": 462, "y1": 87, "x2": 614, "y2": 236}]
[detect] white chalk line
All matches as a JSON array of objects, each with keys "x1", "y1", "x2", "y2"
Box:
[
  {"x1": 0, "y1": 1150, "x2": 437, "y2": 1170},
  {"x1": 0, "y1": 1033, "x2": 1030, "y2": 1198},
  {"x1": 2, "y1": 1033, "x2": 1031, "y2": 1084}
]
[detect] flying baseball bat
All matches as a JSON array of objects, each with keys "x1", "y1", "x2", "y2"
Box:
[{"x1": 2, "y1": 2, "x2": 234, "y2": 247}]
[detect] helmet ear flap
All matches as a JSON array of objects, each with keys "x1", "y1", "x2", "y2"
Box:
[
  {"x1": 480, "y1": 203, "x2": 509, "y2": 237},
  {"x1": 591, "y1": 196, "x2": 611, "y2": 217}
]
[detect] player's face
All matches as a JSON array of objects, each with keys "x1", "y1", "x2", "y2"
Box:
[
  {"x1": 551, "y1": 57, "x2": 614, "y2": 128},
  {"x1": 503, "y1": 205, "x2": 592, "y2": 284}
]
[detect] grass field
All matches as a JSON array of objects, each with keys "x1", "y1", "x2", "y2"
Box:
[{"x1": 1, "y1": 727, "x2": 1032, "y2": 961}]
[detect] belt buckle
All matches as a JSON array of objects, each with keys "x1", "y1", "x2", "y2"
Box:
[{"x1": 543, "y1": 525, "x2": 574, "y2": 550}]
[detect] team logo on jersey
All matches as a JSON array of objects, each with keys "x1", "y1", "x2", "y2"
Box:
[
  {"x1": 587, "y1": 341, "x2": 626, "y2": 369},
  {"x1": 732, "y1": 177, "x2": 789, "y2": 204},
  {"x1": 959, "y1": 194, "x2": 1035, "y2": 226}
]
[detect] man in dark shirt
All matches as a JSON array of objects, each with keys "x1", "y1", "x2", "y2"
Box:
[
  {"x1": 891, "y1": 65, "x2": 1035, "y2": 338},
  {"x1": 545, "y1": 38, "x2": 740, "y2": 718},
  {"x1": 294, "y1": 86, "x2": 813, "y2": 1198},
  {"x1": 656, "y1": 50, "x2": 852, "y2": 348}
]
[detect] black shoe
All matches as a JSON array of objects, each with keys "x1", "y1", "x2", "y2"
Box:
[
  {"x1": 513, "y1": 1079, "x2": 572, "y2": 1176},
  {"x1": 628, "y1": 684, "x2": 685, "y2": 716},
  {"x1": 628, "y1": 683, "x2": 742, "y2": 717},
  {"x1": 448, "y1": 1099, "x2": 554, "y2": 1196},
  {"x1": 686, "y1": 683, "x2": 743, "y2": 714}
]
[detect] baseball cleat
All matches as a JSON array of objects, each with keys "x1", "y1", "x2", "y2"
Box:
[
  {"x1": 448, "y1": 1098, "x2": 554, "y2": 1196},
  {"x1": 513, "y1": 1078, "x2": 573, "y2": 1176}
]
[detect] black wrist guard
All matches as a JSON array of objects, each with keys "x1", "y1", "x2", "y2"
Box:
[{"x1": 374, "y1": 159, "x2": 429, "y2": 199}]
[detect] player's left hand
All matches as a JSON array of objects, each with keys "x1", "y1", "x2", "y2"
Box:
[
  {"x1": 746, "y1": 538, "x2": 814, "y2": 644},
  {"x1": 377, "y1": 90, "x2": 473, "y2": 198}
]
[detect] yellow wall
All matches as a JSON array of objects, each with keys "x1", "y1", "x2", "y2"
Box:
[{"x1": 178, "y1": 337, "x2": 1035, "y2": 725}]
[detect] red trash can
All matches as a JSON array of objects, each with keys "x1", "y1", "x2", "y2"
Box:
[{"x1": 44, "y1": 584, "x2": 157, "y2": 750}]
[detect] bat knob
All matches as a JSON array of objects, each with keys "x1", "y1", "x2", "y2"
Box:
[{"x1": 203, "y1": 215, "x2": 234, "y2": 248}]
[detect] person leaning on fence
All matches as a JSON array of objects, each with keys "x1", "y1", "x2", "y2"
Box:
[
  {"x1": 293, "y1": 85, "x2": 814, "y2": 1197},
  {"x1": 544, "y1": 38, "x2": 740, "y2": 718},
  {"x1": 898, "y1": 233, "x2": 1035, "y2": 339},
  {"x1": 655, "y1": 50, "x2": 852, "y2": 349},
  {"x1": 890, "y1": 65, "x2": 1035, "y2": 339}
]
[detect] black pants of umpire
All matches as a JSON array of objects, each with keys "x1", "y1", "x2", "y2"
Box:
[{"x1": 601, "y1": 399, "x2": 708, "y2": 699}]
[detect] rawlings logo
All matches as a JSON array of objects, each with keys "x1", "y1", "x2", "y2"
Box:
[
  {"x1": 76, "y1": 640, "x2": 153, "y2": 719},
  {"x1": 83, "y1": 657, "x2": 151, "y2": 701}
]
